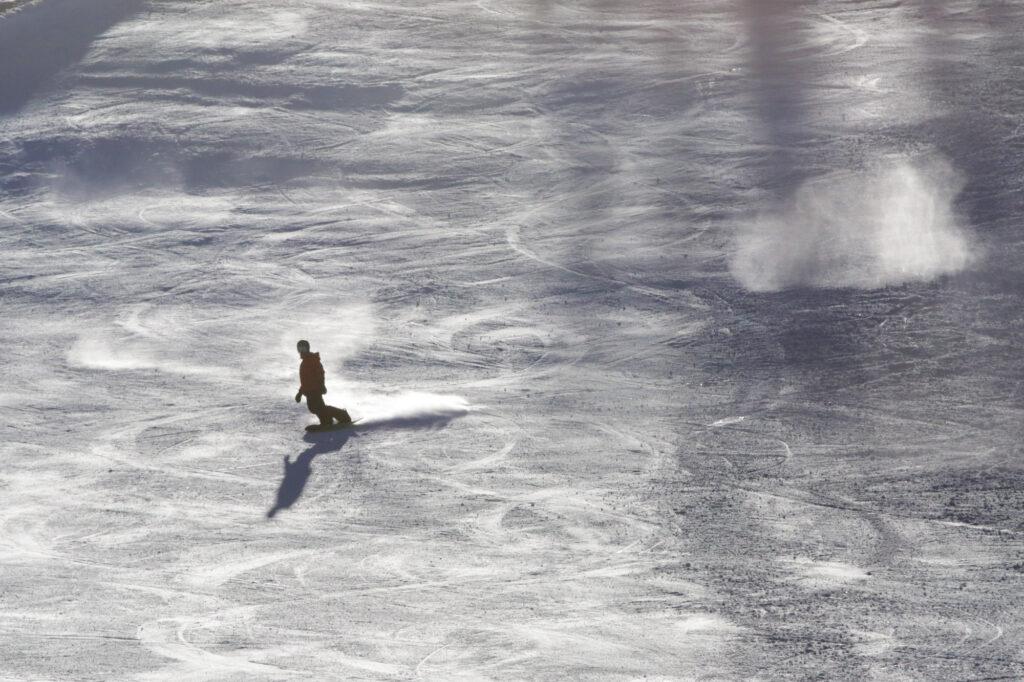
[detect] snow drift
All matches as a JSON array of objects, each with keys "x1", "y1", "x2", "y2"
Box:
[{"x1": 730, "y1": 155, "x2": 976, "y2": 291}]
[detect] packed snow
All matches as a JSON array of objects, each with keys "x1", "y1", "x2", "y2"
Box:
[{"x1": 2, "y1": 0, "x2": 1024, "y2": 679}]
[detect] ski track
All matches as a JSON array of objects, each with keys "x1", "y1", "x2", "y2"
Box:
[{"x1": 3, "y1": 0, "x2": 1024, "y2": 679}]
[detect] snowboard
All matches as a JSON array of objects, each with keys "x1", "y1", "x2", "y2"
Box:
[{"x1": 305, "y1": 418, "x2": 361, "y2": 433}]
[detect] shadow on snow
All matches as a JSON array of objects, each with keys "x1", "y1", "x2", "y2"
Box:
[
  {"x1": 265, "y1": 411, "x2": 463, "y2": 519},
  {"x1": 0, "y1": 0, "x2": 145, "y2": 115}
]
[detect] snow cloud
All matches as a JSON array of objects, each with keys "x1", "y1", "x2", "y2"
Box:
[
  {"x1": 730, "y1": 155, "x2": 977, "y2": 291},
  {"x1": 357, "y1": 391, "x2": 472, "y2": 429}
]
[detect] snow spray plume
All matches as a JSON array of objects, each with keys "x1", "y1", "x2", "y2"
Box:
[
  {"x1": 730, "y1": 156, "x2": 977, "y2": 292},
  {"x1": 358, "y1": 392, "x2": 471, "y2": 429}
]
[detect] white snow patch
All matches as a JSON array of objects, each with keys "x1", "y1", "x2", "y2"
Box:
[
  {"x1": 936, "y1": 520, "x2": 1013, "y2": 534},
  {"x1": 35, "y1": 191, "x2": 235, "y2": 230},
  {"x1": 710, "y1": 416, "x2": 746, "y2": 427},
  {"x1": 675, "y1": 613, "x2": 743, "y2": 636},
  {"x1": 785, "y1": 558, "x2": 870, "y2": 586},
  {"x1": 127, "y1": 9, "x2": 309, "y2": 50},
  {"x1": 0, "y1": 391, "x2": 27, "y2": 407},
  {"x1": 68, "y1": 333, "x2": 160, "y2": 372},
  {"x1": 851, "y1": 629, "x2": 899, "y2": 657},
  {"x1": 68, "y1": 329, "x2": 224, "y2": 379}
]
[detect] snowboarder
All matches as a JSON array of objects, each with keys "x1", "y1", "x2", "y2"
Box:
[{"x1": 294, "y1": 340, "x2": 352, "y2": 428}]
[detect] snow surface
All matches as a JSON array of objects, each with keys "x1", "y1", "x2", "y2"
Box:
[{"x1": 2, "y1": 0, "x2": 1024, "y2": 679}]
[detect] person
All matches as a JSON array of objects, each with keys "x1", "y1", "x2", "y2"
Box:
[{"x1": 294, "y1": 340, "x2": 351, "y2": 428}]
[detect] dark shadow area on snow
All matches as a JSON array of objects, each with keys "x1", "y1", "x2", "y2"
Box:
[
  {"x1": 0, "y1": 0, "x2": 145, "y2": 115},
  {"x1": 739, "y1": 0, "x2": 817, "y2": 194},
  {"x1": 267, "y1": 430, "x2": 352, "y2": 519},
  {"x1": 913, "y1": 2, "x2": 1024, "y2": 238},
  {"x1": 266, "y1": 410, "x2": 465, "y2": 519}
]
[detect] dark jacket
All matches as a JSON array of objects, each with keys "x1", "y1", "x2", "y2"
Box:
[{"x1": 298, "y1": 352, "x2": 326, "y2": 396}]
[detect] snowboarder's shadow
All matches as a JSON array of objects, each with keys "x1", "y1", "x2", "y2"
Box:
[
  {"x1": 266, "y1": 430, "x2": 353, "y2": 519},
  {"x1": 265, "y1": 411, "x2": 464, "y2": 519}
]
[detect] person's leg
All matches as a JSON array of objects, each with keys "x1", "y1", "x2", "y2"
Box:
[
  {"x1": 306, "y1": 393, "x2": 330, "y2": 426},
  {"x1": 326, "y1": 406, "x2": 351, "y2": 425}
]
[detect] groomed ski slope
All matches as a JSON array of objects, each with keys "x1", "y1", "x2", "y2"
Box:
[{"x1": 2, "y1": 1, "x2": 1024, "y2": 679}]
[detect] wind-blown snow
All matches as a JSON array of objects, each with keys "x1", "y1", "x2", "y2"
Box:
[
  {"x1": 731, "y1": 155, "x2": 976, "y2": 291},
  {"x1": 356, "y1": 391, "x2": 472, "y2": 429}
]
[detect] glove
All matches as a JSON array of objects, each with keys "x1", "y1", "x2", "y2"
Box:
[{"x1": 294, "y1": 390, "x2": 302, "y2": 403}]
